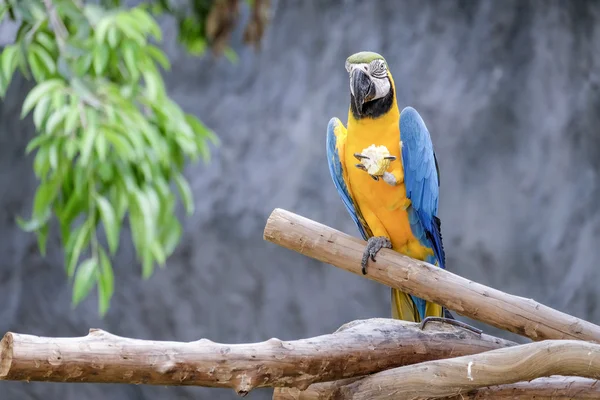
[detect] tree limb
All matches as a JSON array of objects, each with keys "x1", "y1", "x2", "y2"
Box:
[
  {"x1": 0, "y1": 319, "x2": 514, "y2": 396},
  {"x1": 272, "y1": 376, "x2": 600, "y2": 400},
  {"x1": 263, "y1": 208, "x2": 600, "y2": 342},
  {"x1": 442, "y1": 376, "x2": 600, "y2": 399},
  {"x1": 310, "y1": 340, "x2": 600, "y2": 399}
]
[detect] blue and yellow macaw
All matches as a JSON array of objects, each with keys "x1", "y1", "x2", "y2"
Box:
[{"x1": 326, "y1": 51, "x2": 452, "y2": 322}]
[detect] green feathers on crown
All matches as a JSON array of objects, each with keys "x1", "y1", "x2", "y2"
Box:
[{"x1": 346, "y1": 51, "x2": 386, "y2": 65}]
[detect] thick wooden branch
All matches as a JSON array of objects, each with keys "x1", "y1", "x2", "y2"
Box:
[
  {"x1": 263, "y1": 208, "x2": 600, "y2": 342},
  {"x1": 273, "y1": 376, "x2": 600, "y2": 400},
  {"x1": 0, "y1": 319, "x2": 514, "y2": 395},
  {"x1": 442, "y1": 377, "x2": 600, "y2": 399},
  {"x1": 302, "y1": 340, "x2": 600, "y2": 399}
]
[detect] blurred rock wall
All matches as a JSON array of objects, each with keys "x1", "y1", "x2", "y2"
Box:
[{"x1": 2, "y1": 0, "x2": 600, "y2": 398}]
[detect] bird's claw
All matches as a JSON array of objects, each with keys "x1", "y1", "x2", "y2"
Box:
[
  {"x1": 353, "y1": 153, "x2": 396, "y2": 180},
  {"x1": 355, "y1": 163, "x2": 380, "y2": 180},
  {"x1": 361, "y1": 236, "x2": 392, "y2": 275}
]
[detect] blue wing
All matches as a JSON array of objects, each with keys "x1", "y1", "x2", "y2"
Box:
[
  {"x1": 400, "y1": 107, "x2": 446, "y2": 270},
  {"x1": 326, "y1": 117, "x2": 371, "y2": 240}
]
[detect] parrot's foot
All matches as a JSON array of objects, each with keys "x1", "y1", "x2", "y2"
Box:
[
  {"x1": 419, "y1": 316, "x2": 483, "y2": 335},
  {"x1": 361, "y1": 236, "x2": 392, "y2": 275}
]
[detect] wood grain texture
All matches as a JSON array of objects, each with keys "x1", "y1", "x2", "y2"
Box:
[
  {"x1": 276, "y1": 340, "x2": 600, "y2": 399},
  {"x1": 443, "y1": 376, "x2": 600, "y2": 399},
  {"x1": 273, "y1": 376, "x2": 600, "y2": 400},
  {"x1": 263, "y1": 208, "x2": 600, "y2": 342},
  {"x1": 0, "y1": 319, "x2": 513, "y2": 395}
]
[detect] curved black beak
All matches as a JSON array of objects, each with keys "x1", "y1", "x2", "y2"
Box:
[{"x1": 351, "y1": 68, "x2": 376, "y2": 113}]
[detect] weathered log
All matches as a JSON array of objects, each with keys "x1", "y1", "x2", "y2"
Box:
[
  {"x1": 303, "y1": 340, "x2": 600, "y2": 399},
  {"x1": 263, "y1": 208, "x2": 600, "y2": 342},
  {"x1": 273, "y1": 376, "x2": 600, "y2": 400},
  {"x1": 443, "y1": 376, "x2": 600, "y2": 399},
  {"x1": 0, "y1": 319, "x2": 514, "y2": 395}
]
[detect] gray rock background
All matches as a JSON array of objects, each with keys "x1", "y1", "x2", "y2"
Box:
[{"x1": 2, "y1": 0, "x2": 600, "y2": 398}]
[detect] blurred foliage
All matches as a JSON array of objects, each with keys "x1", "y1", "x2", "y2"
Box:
[{"x1": 0, "y1": 0, "x2": 270, "y2": 316}]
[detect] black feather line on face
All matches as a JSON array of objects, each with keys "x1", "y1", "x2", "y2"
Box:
[{"x1": 350, "y1": 78, "x2": 394, "y2": 120}]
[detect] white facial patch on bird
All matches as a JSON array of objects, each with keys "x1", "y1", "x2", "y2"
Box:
[{"x1": 346, "y1": 60, "x2": 391, "y2": 101}]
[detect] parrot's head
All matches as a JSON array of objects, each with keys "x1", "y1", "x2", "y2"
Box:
[{"x1": 345, "y1": 51, "x2": 395, "y2": 119}]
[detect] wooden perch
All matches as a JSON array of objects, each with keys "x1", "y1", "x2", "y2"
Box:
[
  {"x1": 442, "y1": 376, "x2": 600, "y2": 399},
  {"x1": 273, "y1": 376, "x2": 600, "y2": 399},
  {"x1": 284, "y1": 339, "x2": 600, "y2": 399},
  {"x1": 0, "y1": 319, "x2": 514, "y2": 395},
  {"x1": 263, "y1": 208, "x2": 600, "y2": 342}
]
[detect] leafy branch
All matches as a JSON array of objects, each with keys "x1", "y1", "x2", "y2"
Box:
[{"x1": 0, "y1": 0, "x2": 222, "y2": 316}]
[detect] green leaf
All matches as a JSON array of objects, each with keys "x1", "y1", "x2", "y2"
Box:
[
  {"x1": 122, "y1": 41, "x2": 139, "y2": 81},
  {"x1": 45, "y1": 105, "x2": 70, "y2": 135},
  {"x1": 115, "y1": 15, "x2": 146, "y2": 45},
  {"x1": 66, "y1": 221, "x2": 91, "y2": 277},
  {"x1": 151, "y1": 239, "x2": 166, "y2": 267},
  {"x1": 145, "y1": 45, "x2": 170, "y2": 70},
  {"x1": 16, "y1": 214, "x2": 50, "y2": 232},
  {"x1": 1, "y1": 45, "x2": 19, "y2": 84},
  {"x1": 64, "y1": 105, "x2": 80, "y2": 135},
  {"x1": 33, "y1": 94, "x2": 51, "y2": 129},
  {"x1": 72, "y1": 257, "x2": 98, "y2": 306},
  {"x1": 79, "y1": 123, "x2": 97, "y2": 166},
  {"x1": 130, "y1": 7, "x2": 162, "y2": 41},
  {"x1": 95, "y1": 130, "x2": 108, "y2": 162},
  {"x1": 74, "y1": 53, "x2": 93, "y2": 76},
  {"x1": 30, "y1": 43, "x2": 56, "y2": 75},
  {"x1": 97, "y1": 247, "x2": 114, "y2": 316},
  {"x1": 96, "y1": 195, "x2": 119, "y2": 255},
  {"x1": 142, "y1": 70, "x2": 163, "y2": 102},
  {"x1": 58, "y1": 188, "x2": 83, "y2": 245},
  {"x1": 141, "y1": 247, "x2": 154, "y2": 279},
  {"x1": 25, "y1": 132, "x2": 53, "y2": 154},
  {"x1": 35, "y1": 31, "x2": 58, "y2": 54},
  {"x1": 37, "y1": 221, "x2": 49, "y2": 256},
  {"x1": 33, "y1": 145, "x2": 49, "y2": 178},
  {"x1": 93, "y1": 44, "x2": 110, "y2": 75},
  {"x1": 107, "y1": 26, "x2": 120, "y2": 48},
  {"x1": 95, "y1": 17, "x2": 112, "y2": 44},
  {"x1": 21, "y1": 79, "x2": 64, "y2": 119},
  {"x1": 103, "y1": 129, "x2": 135, "y2": 159},
  {"x1": 33, "y1": 177, "x2": 59, "y2": 220},
  {"x1": 27, "y1": 50, "x2": 45, "y2": 82},
  {"x1": 162, "y1": 218, "x2": 182, "y2": 257},
  {"x1": 48, "y1": 141, "x2": 58, "y2": 170},
  {"x1": 174, "y1": 173, "x2": 194, "y2": 215},
  {"x1": 129, "y1": 189, "x2": 156, "y2": 278}
]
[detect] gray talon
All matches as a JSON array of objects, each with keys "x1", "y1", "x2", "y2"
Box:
[
  {"x1": 370, "y1": 175, "x2": 379, "y2": 181},
  {"x1": 361, "y1": 236, "x2": 392, "y2": 274},
  {"x1": 355, "y1": 163, "x2": 367, "y2": 171},
  {"x1": 384, "y1": 155, "x2": 397, "y2": 161},
  {"x1": 354, "y1": 153, "x2": 368, "y2": 161}
]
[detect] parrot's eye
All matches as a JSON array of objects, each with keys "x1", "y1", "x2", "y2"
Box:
[{"x1": 370, "y1": 60, "x2": 387, "y2": 79}]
